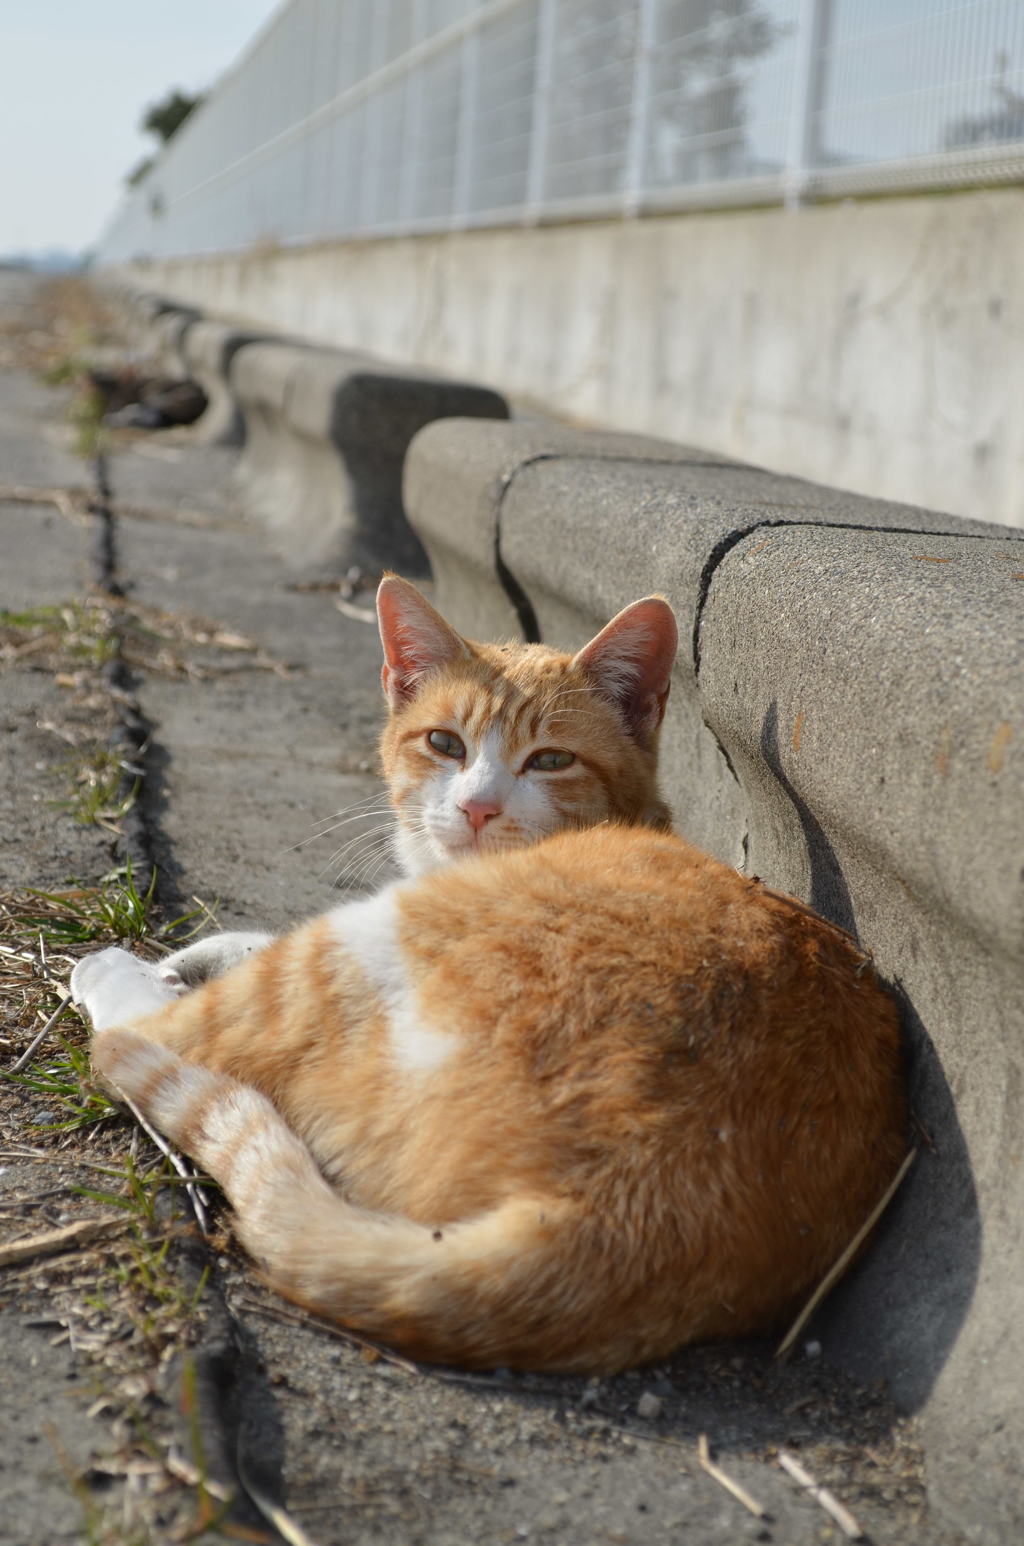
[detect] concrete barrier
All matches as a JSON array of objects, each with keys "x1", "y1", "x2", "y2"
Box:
[
  {"x1": 403, "y1": 416, "x2": 1024, "y2": 1544},
  {"x1": 229, "y1": 341, "x2": 509, "y2": 574},
  {"x1": 403, "y1": 418, "x2": 738, "y2": 645},
  {"x1": 148, "y1": 308, "x2": 196, "y2": 379},
  {"x1": 179, "y1": 320, "x2": 283, "y2": 446},
  {"x1": 113, "y1": 187, "x2": 1024, "y2": 532},
  {"x1": 120, "y1": 291, "x2": 202, "y2": 363},
  {"x1": 95, "y1": 286, "x2": 511, "y2": 572}
]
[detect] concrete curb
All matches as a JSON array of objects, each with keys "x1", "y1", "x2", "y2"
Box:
[
  {"x1": 227, "y1": 340, "x2": 509, "y2": 573},
  {"x1": 699, "y1": 525, "x2": 1022, "y2": 1541},
  {"x1": 180, "y1": 320, "x2": 285, "y2": 445},
  {"x1": 98, "y1": 288, "x2": 511, "y2": 573},
  {"x1": 118, "y1": 288, "x2": 202, "y2": 362},
  {"x1": 149, "y1": 308, "x2": 195, "y2": 379},
  {"x1": 404, "y1": 416, "x2": 1024, "y2": 1543},
  {"x1": 403, "y1": 418, "x2": 737, "y2": 644}
]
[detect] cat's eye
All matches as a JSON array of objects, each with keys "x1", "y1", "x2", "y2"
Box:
[
  {"x1": 527, "y1": 749, "x2": 575, "y2": 772},
  {"x1": 427, "y1": 729, "x2": 466, "y2": 759}
]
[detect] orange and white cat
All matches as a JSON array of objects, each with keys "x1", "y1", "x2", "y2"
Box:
[{"x1": 71, "y1": 577, "x2": 905, "y2": 1372}]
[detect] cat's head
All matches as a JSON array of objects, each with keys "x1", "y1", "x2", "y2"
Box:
[{"x1": 376, "y1": 576, "x2": 677, "y2": 875}]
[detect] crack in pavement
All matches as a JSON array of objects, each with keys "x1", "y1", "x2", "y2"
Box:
[{"x1": 80, "y1": 444, "x2": 293, "y2": 1544}]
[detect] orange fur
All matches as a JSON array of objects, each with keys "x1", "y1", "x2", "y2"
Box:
[{"x1": 77, "y1": 579, "x2": 906, "y2": 1373}]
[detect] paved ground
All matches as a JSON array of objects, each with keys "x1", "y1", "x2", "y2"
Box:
[{"x1": 0, "y1": 272, "x2": 966, "y2": 1545}]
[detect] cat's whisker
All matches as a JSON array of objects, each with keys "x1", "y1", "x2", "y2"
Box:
[
  {"x1": 541, "y1": 686, "x2": 598, "y2": 709},
  {"x1": 299, "y1": 788, "x2": 392, "y2": 831},
  {"x1": 359, "y1": 846, "x2": 400, "y2": 890},
  {"x1": 326, "y1": 830, "x2": 395, "y2": 882},
  {"x1": 340, "y1": 840, "x2": 397, "y2": 894},
  {"x1": 318, "y1": 823, "x2": 396, "y2": 884},
  {"x1": 287, "y1": 797, "x2": 394, "y2": 851},
  {"x1": 332, "y1": 820, "x2": 400, "y2": 867},
  {"x1": 310, "y1": 810, "x2": 396, "y2": 859}
]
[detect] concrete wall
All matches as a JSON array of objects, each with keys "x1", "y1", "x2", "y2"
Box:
[{"x1": 117, "y1": 186, "x2": 1024, "y2": 530}]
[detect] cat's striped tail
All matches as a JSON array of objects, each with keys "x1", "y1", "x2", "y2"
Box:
[{"x1": 92, "y1": 1028, "x2": 580, "y2": 1370}]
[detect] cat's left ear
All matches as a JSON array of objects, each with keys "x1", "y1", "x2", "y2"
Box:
[
  {"x1": 376, "y1": 575, "x2": 471, "y2": 706},
  {"x1": 572, "y1": 597, "x2": 678, "y2": 744}
]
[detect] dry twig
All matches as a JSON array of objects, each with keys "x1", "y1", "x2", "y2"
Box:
[
  {"x1": 235, "y1": 1295, "x2": 419, "y2": 1376},
  {"x1": 116, "y1": 1088, "x2": 212, "y2": 1236},
  {"x1": 0, "y1": 1214, "x2": 128, "y2": 1268},
  {"x1": 8, "y1": 991, "x2": 73, "y2": 1073},
  {"x1": 777, "y1": 1450, "x2": 865, "y2": 1539},
  {"x1": 166, "y1": 1449, "x2": 322, "y2": 1546},
  {"x1": 776, "y1": 1147, "x2": 918, "y2": 1361},
  {"x1": 696, "y1": 1433, "x2": 768, "y2": 1519},
  {"x1": 0, "y1": 484, "x2": 86, "y2": 521}
]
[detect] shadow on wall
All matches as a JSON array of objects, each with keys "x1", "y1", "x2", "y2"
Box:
[
  {"x1": 815, "y1": 991, "x2": 982, "y2": 1412},
  {"x1": 758, "y1": 698, "x2": 981, "y2": 1413},
  {"x1": 327, "y1": 372, "x2": 509, "y2": 578},
  {"x1": 759, "y1": 702, "x2": 856, "y2": 936}
]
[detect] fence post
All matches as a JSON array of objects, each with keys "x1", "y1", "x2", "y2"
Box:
[
  {"x1": 399, "y1": 0, "x2": 430, "y2": 225},
  {"x1": 525, "y1": 0, "x2": 558, "y2": 221},
  {"x1": 453, "y1": 21, "x2": 482, "y2": 222},
  {"x1": 784, "y1": 0, "x2": 831, "y2": 209},
  {"x1": 624, "y1": 0, "x2": 657, "y2": 217}
]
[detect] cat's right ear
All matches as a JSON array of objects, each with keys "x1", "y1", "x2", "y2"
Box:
[
  {"x1": 376, "y1": 576, "x2": 471, "y2": 706},
  {"x1": 573, "y1": 596, "x2": 678, "y2": 744}
]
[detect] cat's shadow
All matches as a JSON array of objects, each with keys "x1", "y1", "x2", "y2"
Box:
[{"x1": 756, "y1": 701, "x2": 981, "y2": 1415}]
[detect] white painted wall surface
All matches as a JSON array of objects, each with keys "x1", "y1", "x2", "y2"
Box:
[{"x1": 121, "y1": 187, "x2": 1024, "y2": 529}]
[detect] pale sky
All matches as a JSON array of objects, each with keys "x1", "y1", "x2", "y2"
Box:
[{"x1": 0, "y1": 0, "x2": 284, "y2": 254}]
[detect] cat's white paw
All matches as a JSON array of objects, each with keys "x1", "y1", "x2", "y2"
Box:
[
  {"x1": 71, "y1": 948, "x2": 180, "y2": 1034},
  {"x1": 157, "y1": 965, "x2": 189, "y2": 996},
  {"x1": 161, "y1": 931, "x2": 274, "y2": 988}
]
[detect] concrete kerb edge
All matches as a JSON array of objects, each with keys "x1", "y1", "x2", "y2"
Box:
[
  {"x1": 690, "y1": 512, "x2": 1024, "y2": 675},
  {"x1": 404, "y1": 412, "x2": 746, "y2": 646},
  {"x1": 226, "y1": 338, "x2": 512, "y2": 572},
  {"x1": 492, "y1": 451, "x2": 748, "y2": 647}
]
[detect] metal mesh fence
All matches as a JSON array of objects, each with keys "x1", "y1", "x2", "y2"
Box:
[{"x1": 96, "y1": 0, "x2": 1024, "y2": 260}]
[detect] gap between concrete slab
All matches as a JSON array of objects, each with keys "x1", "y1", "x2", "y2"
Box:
[
  {"x1": 491, "y1": 449, "x2": 732, "y2": 646},
  {"x1": 79, "y1": 442, "x2": 292, "y2": 1540},
  {"x1": 80, "y1": 448, "x2": 159, "y2": 892}
]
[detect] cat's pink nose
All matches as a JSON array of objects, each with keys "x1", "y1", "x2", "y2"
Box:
[{"x1": 459, "y1": 798, "x2": 502, "y2": 832}]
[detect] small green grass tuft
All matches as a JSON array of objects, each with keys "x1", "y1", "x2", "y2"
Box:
[
  {"x1": 4, "y1": 1033, "x2": 119, "y2": 1133},
  {"x1": 1, "y1": 866, "x2": 213, "y2": 1138},
  {"x1": 69, "y1": 381, "x2": 108, "y2": 461},
  {"x1": 53, "y1": 750, "x2": 141, "y2": 827},
  {"x1": 28, "y1": 859, "x2": 158, "y2": 943},
  {"x1": 0, "y1": 597, "x2": 119, "y2": 666},
  {"x1": 73, "y1": 1154, "x2": 215, "y2": 1352}
]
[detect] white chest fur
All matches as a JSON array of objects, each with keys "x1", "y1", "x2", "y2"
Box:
[{"x1": 328, "y1": 886, "x2": 455, "y2": 1077}]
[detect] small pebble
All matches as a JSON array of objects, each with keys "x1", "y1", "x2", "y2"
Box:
[
  {"x1": 636, "y1": 1391, "x2": 663, "y2": 1420},
  {"x1": 804, "y1": 1339, "x2": 822, "y2": 1359},
  {"x1": 580, "y1": 1378, "x2": 601, "y2": 1408}
]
